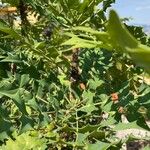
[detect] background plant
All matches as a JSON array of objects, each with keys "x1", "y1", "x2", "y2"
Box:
[{"x1": 0, "y1": 0, "x2": 149, "y2": 149}]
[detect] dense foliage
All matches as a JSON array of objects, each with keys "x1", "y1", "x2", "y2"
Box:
[{"x1": 0, "y1": 0, "x2": 149, "y2": 149}]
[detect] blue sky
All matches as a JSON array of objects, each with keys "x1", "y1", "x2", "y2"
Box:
[{"x1": 111, "y1": 0, "x2": 150, "y2": 25}]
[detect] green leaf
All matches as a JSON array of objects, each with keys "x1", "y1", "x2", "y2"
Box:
[
  {"x1": 82, "y1": 90, "x2": 95, "y2": 104},
  {"x1": 114, "y1": 120, "x2": 150, "y2": 131},
  {"x1": 101, "y1": 100, "x2": 113, "y2": 113},
  {"x1": 0, "y1": 79, "x2": 13, "y2": 90},
  {"x1": 38, "y1": 113, "x2": 50, "y2": 127},
  {"x1": 63, "y1": 30, "x2": 112, "y2": 50},
  {"x1": 0, "y1": 22, "x2": 21, "y2": 40},
  {"x1": 87, "y1": 141, "x2": 112, "y2": 150},
  {"x1": 2, "y1": 0, "x2": 20, "y2": 6},
  {"x1": 0, "y1": 117, "x2": 13, "y2": 141},
  {"x1": 107, "y1": 10, "x2": 138, "y2": 52},
  {"x1": 0, "y1": 88, "x2": 27, "y2": 114},
  {"x1": 33, "y1": 41, "x2": 46, "y2": 49},
  {"x1": 19, "y1": 115, "x2": 34, "y2": 133},
  {"x1": 72, "y1": 26, "x2": 109, "y2": 42},
  {"x1": 62, "y1": 36, "x2": 97, "y2": 48},
  {"x1": 143, "y1": 146, "x2": 150, "y2": 150},
  {"x1": 27, "y1": 97, "x2": 41, "y2": 112},
  {"x1": 88, "y1": 78, "x2": 104, "y2": 90},
  {"x1": 1, "y1": 55, "x2": 21, "y2": 63},
  {"x1": 89, "y1": 130, "x2": 105, "y2": 140},
  {"x1": 128, "y1": 45, "x2": 150, "y2": 71},
  {"x1": 107, "y1": 10, "x2": 150, "y2": 72},
  {"x1": 75, "y1": 133, "x2": 89, "y2": 146},
  {"x1": 100, "y1": 116, "x2": 116, "y2": 127},
  {"x1": 58, "y1": 74, "x2": 70, "y2": 86},
  {"x1": 0, "y1": 131, "x2": 47, "y2": 150},
  {"x1": 20, "y1": 74, "x2": 30, "y2": 88},
  {"x1": 79, "y1": 104, "x2": 98, "y2": 114},
  {"x1": 78, "y1": 124, "x2": 101, "y2": 133}
]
